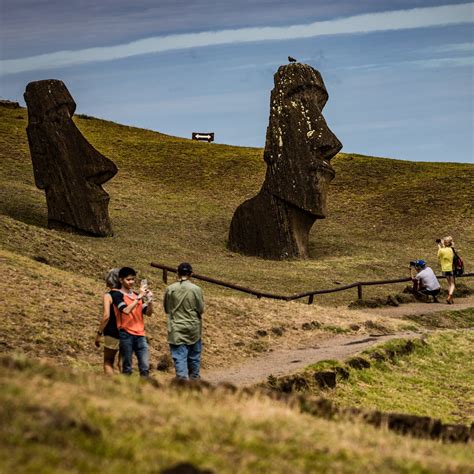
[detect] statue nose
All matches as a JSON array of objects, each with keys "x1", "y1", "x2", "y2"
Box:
[{"x1": 313, "y1": 131, "x2": 342, "y2": 161}]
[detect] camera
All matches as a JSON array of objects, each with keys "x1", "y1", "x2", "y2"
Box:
[
  {"x1": 409, "y1": 261, "x2": 417, "y2": 267},
  {"x1": 435, "y1": 239, "x2": 441, "y2": 244}
]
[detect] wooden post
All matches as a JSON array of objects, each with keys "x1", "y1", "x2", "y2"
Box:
[
  {"x1": 163, "y1": 269, "x2": 168, "y2": 284},
  {"x1": 357, "y1": 284, "x2": 363, "y2": 300},
  {"x1": 308, "y1": 294, "x2": 314, "y2": 305}
]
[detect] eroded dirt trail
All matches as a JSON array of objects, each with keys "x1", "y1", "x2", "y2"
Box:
[
  {"x1": 202, "y1": 298, "x2": 474, "y2": 386},
  {"x1": 359, "y1": 297, "x2": 473, "y2": 318}
]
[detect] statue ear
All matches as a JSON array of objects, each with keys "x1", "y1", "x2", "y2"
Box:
[
  {"x1": 263, "y1": 131, "x2": 278, "y2": 165},
  {"x1": 263, "y1": 150, "x2": 274, "y2": 165}
]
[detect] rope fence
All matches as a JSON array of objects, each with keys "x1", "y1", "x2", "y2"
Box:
[{"x1": 150, "y1": 262, "x2": 473, "y2": 305}]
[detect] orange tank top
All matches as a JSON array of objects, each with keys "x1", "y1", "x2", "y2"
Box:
[{"x1": 114, "y1": 292, "x2": 145, "y2": 336}]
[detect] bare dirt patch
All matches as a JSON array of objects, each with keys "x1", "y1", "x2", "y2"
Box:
[
  {"x1": 203, "y1": 298, "x2": 474, "y2": 386},
  {"x1": 203, "y1": 331, "x2": 424, "y2": 386}
]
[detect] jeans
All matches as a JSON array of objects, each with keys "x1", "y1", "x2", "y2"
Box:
[
  {"x1": 119, "y1": 330, "x2": 149, "y2": 377},
  {"x1": 169, "y1": 339, "x2": 202, "y2": 380}
]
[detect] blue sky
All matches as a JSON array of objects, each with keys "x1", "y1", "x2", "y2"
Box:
[{"x1": 0, "y1": 1, "x2": 473, "y2": 163}]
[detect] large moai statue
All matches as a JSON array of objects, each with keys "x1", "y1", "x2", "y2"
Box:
[
  {"x1": 228, "y1": 63, "x2": 342, "y2": 259},
  {"x1": 24, "y1": 80, "x2": 118, "y2": 236}
]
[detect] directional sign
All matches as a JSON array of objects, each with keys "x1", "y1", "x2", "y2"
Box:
[{"x1": 192, "y1": 132, "x2": 214, "y2": 143}]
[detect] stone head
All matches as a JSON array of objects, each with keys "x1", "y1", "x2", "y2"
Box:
[
  {"x1": 24, "y1": 79, "x2": 118, "y2": 235},
  {"x1": 263, "y1": 63, "x2": 342, "y2": 217},
  {"x1": 24, "y1": 79, "x2": 76, "y2": 123}
]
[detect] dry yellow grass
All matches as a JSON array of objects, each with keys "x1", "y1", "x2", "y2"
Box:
[
  {"x1": 1, "y1": 356, "x2": 473, "y2": 473},
  {"x1": 1, "y1": 97, "x2": 473, "y2": 473},
  {"x1": 2, "y1": 246, "x2": 414, "y2": 373},
  {"x1": 0, "y1": 105, "x2": 472, "y2": 308},
  {"x1": 1, "y1": 104, "x2": 473, "y2": 373}
]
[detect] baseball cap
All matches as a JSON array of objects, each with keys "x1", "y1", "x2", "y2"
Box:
[{"x1": 177, "y1": 262, "x2": 193, "y2": 275}]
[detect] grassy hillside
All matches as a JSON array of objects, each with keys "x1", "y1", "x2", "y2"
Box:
[
  {"x1": 274, "y1": 328, "x2": 474, "y2": 424},
  {"x1": 1, "y1": 103, "x2": 473, "y2": 472},
  {"x1": 329, "y1": 330, "x2": 474, "y2": 424},
  {"x1": 1, "y1": 354, "x2": 473, "y2": 474},
  {"x1": 1, "y1": 103, "x2": 472, "y2": 366},
  {"x1": 1, "y1": 103, "x2": 473, "y2": 366},
  {"x1": 1, "y1": 245, "x2": 420, "y2": 371},
  {"x1": 0, "y1": 105, "x2": 472, "y2": 306}
]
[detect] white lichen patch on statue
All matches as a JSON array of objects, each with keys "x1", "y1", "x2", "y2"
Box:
[{"x1": 277, "y1": 127, "x2": 283, "y2": 144}]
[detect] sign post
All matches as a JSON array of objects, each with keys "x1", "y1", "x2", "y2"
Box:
[{"x1": 192, "y1": 132, "x2": 214, "y2": 143}]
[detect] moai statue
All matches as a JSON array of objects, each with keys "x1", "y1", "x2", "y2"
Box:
[
  {"x1": 228, "y1": 63, "x2": 342, "y2": 259},
  {"x1": 24, "y1": 80, "x2": 118, "y2": 236}
]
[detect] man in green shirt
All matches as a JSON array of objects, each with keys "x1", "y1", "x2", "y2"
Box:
[{"x1": 164, "y1": 262, "x2": 204, "y2": 380}]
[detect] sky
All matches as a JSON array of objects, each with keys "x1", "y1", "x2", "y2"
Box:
[{"x1": 0, "y1": 1, "x2": 473, "y2": 163}]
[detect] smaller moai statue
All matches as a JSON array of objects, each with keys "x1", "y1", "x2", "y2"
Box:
[
  {"x1": 228, "y1": 63, "x2": 342, "y2": 259},
  {"x1": 24, "y1": 80, "x2": 118, "y2": 236}
]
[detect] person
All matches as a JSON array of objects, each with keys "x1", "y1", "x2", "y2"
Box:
[
  {"x1": 437, "y1": 236, "x2": 455, "y2": 304},
  {"x1": 111, "y1": 267, "x2": 153, "y2": 377},
  {"x1": 95, "y1": 268, "x2": 121, "y2": 374},
  {"x1": 411, "y1": 260, "x2": 441, "y2": 303},
  {"x1": 164, "y1": 263, "x2": 204, "y2": 380}
]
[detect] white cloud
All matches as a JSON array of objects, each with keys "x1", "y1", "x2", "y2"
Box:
[
  {"x1": 1, "y1": 3, "x2": 473, "y2": 75},
  {"x1": 427, "y1": 42, "x2": 474, "y2": 53},
  {"x1": 413, "y1": 56, "x2": 474, "y2": 68},
  {"x1": 339, "y1": 55, "x2": 474, "y2": 72}
]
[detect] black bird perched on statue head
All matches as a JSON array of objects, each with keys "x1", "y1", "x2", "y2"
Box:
[{"x1": 288, "y1": 56, "x2": 297, "y2": 63}]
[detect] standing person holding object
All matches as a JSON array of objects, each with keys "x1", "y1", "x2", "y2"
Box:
[
  {"x1": 95, "y1": 269, "x2": 121, "y2": 375},
  {"x1": 437, "y1": 236, "x2": 455, "y2": 304},
  {"x1": 164, "y1": 263, "x2": 204, "y2": 381},
  {"x1": 410, "y1": 260, "x2": 441, "y2": 303},
  {"x1": 112, "y1": 267, "x2": 154, "y2": 377}
]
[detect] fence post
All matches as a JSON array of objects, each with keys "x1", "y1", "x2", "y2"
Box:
[
  {"x1": 163, "y1": 269, "x2": 168, "y2": 284},
  {"x1": 308, "y1": 294, "x2": 314, "y2": 305},
  {"x1": 357, "y1": 284, "x2": 363, "y2": 300}
]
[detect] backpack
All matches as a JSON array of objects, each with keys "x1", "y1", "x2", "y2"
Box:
[{"x1": 452, "y1": 248, "x2": 464, "y2": 276}]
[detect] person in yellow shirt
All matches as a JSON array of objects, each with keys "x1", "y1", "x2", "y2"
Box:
[{"x1": 437, "y1": 236, "x2": 455, "y2": 304}]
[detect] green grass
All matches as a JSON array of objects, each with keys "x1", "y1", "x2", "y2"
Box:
[
  {"x1": 1, "y1": 354, "x2": 473, "y2": 474},
  {"x1": 305, "y1": 331, "x2": 474, "y2": 424},
  {"x1": 403, "y1": 307, "x2": 474, "y2": 329}
]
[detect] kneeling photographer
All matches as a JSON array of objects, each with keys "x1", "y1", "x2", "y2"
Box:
[{"x1": 410, "y1": 259, "x2": 441, "y2": 303}]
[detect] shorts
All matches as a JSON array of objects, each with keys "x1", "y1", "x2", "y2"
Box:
[
  {"x1": 442, "y1": 271, "x2": 453, "y2": 277},
  {"x1": 104, "y1": 335, "x2": 119, "y2": 351},
  {"x1": 419, "y1": 288, "x2": 440, "y2": 297}
]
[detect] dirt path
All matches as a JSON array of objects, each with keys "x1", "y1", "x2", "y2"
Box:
[
  {"x1": 360, "y1": 296, "x2": 474, "y2": 318},
  {"x1": 203, "y1": 298, "x2": 474, "y2": 387}
]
